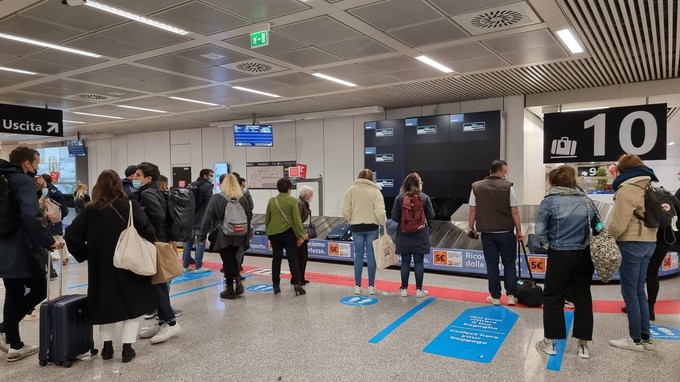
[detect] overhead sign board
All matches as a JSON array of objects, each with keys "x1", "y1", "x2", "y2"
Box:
[
  {"x1": 544, "y1": 103, "x2": 667, "y2": 163},
  {"x1": 1, "y1": 104, "x2": 63, "y2": 137},
  {"x1": 250, "y1": 30, "x2": 269, "y2": 48}
]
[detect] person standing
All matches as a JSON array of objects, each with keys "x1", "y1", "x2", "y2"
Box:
[
  {"x1": 608, "y1": 154, "x2": 658, "y2": 351},
  {"x1": 341, "y1": 169, "x2": 387, "y2": 295},
  {"x1": 65, "y1": 170, "x2": 156, "y2": 363},
  {"x1": 40, "y1": 174, "x2": 69, "y2": 265},
  {"x1": 183, "y1": 169, "x2": 214, "y2": 273},
  {"x1": 73, "y1": 183, "x2": 91, "y2": 214},
  {"x1": 121, "y1": 165, "x2": 137, "y2": 196},
  {"x1": 534, "y1": 166, "x2": 599, "y2": 359},
  {"x1": 391, "y1": 173, "x2": 435, "y2": 298},
  {"x1": 297, "y1": 185, "x2": 314, "y2": 284},
  {"x1": 231, "y1": 172, "x2": 254, "y2": 280},
  {"x1": 0, "y1": 146, "x2": 64, "y2": 361},
  {"x1": 468, "y1": 160, "x2": 523, "y2": 306}
]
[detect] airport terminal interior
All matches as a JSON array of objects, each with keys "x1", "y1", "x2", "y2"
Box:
[{"x1": 2, "y1": 0, "x2": 680, "y2": 381}]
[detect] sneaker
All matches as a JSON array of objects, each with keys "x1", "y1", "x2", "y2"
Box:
[
  {"x1": 189, "y1": 257, "x2": 196, "y2": 265},
  {"x1": 0, "y1": 333, "x2": 8, "y2": 353},
  {"x1": 609, "y1": 337, "x2": 644, "y2": 352},
  {"x1": 536, "y1": 339, "x2": 557, "y2": 355},
  {"x1": 368, "y1": 286, "x2": 377, "y2": 295},
  {"x1": 641, "y1": 339, "x2": 654, "y2": 350},
  {"x1": 416, "y1": 289, "x2": 429, "y2": 298},
  {"x1": 150, "y1": 323, "x2": 181, "y2": 344},
  {"x1": 172, "y1": 309, "x2": 183, "y2": 318},
  {"x1": 193, "y1": 267, "x2": 210, "y2": 273},
  {"x1": 143, "y1": 311, "x2": 157, "y2": 320},
  {"x1": 486, "y1": 296, "x2": 501, "y2": 306},
  {"x1": 565, "y1": 301, "x2": 575, "y2": 309},
  {"x1": 507, "y1": 295, "x2": 518, "y2": 306},
  {"x1": 398, "y1": 288, "x2": 408, "y2": 297},
  {"x1": 138, "y1": 324, "x2": 161, "y2": 339},
  {"x1": 7, "y1": 344, "x2": 38, "y2": 362},
  {"x1": 183, "y1": 267, "x2": 192, "y2": 273},
  {"x1": 354, "y1": 286, "x2": 362, "y2": 295},
  {"x1": 577, "y1": 344, "x2": 590, "y2": 359}
]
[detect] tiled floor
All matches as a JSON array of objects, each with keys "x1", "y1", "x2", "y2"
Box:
[{"x1": 2, "y1": 252, "x2": 680, "y2": 382}]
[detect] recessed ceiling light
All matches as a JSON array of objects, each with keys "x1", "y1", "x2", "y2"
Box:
[
  {"x1": 556, "y1": 29, "x2": 584, "y2": 54},
  {"x1": 312, "y1": 73, "x2": 357, "y2": 87},
  {"x1": 117, "y1": 105, "x2": 167, "y2": 113},
  {"x1": 84, "y1": 1, "x2": 189, "y2": 36},
  {"x1": 168, "y1": 96, "x2": 219, "y2": 106},
  {"x1": 0, "y1": 66, "x2": 37, "y2": 75},
  {"x1": 63, "y1": 120, "x2": 86, "y2": 124},
  {"x1": 73, "y1": 112, "x2": 123, "y2": 120},
  {"x1": 415, "y1": 55, "x2": 454, "y2": 73},
  {"x1": 0, "y1": 32, "x2": 101, "y2": 58},
  {"x1": 201, "y1": 53, "x2": 225, "y2": 60},
  {"x1": 232, "y1": 86, "x2": 280, "y2": 98}
]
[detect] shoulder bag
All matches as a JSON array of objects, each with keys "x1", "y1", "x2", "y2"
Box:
[
  {"x1": 515, "y1": 241, "x2": 543, "y2": 307},
  {"x1": 303, "y1": 210, "x2": 317, "y2": 240},
  {"x1": 274, "y1": 196, "x2": 304, "y2": 247},
  {"x1": 372, "y1": 225, "x2": 397, "y2": 269},
  {"x1": 586, "y1": 197, "x2": 621, "y2": 283},
  {"x1": 113, "y1": 201, "x2": 157, "y2": 276}
]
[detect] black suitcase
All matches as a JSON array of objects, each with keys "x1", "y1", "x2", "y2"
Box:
[{"x1": 515, "y1": 242, "x2": 544, "y2": 307}]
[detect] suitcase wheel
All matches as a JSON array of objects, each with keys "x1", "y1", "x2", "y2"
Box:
[
  {"x1": 90, "y1": 348, "x2": 98, "y2": 356},
  {"x1": 63, "y1": 360, "x2": 73, "y2": 368},
  {"x1": 39, "y1": 360, "x2": 47, "y2": 367}
]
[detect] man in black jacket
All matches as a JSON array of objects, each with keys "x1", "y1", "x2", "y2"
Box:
[
  {"x1": 40, "y1": 174, "x2": 69, "y2": 265},
  {"x1": 182, "y1": 168, "x2": 214, "y2": 273},
  {"x1": 130, "y1": 162, "x2": 181, "y2": 344},
  {"x1": 121, "y1": 165, "x2": 136, "y2": 196},
  {"x1": 0, "y1": 147, "x2": 64, "y2": 361}
]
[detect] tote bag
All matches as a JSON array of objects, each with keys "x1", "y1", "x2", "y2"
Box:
[
  {"x1": 151, "y1": 242, "x2": 183, "y2": 284},
  {"x1": 44, "y1": 198, "x2": 63, "y2": 223},
  {"x1": 373, "y1": 225, "x2": 398, "y2": 269},
  {"x1": 586, "y1": 198, "x2": 621, "y2": 283},
  {"x1": 113, "y1": 201, "x2": 157, "y2": 276}
]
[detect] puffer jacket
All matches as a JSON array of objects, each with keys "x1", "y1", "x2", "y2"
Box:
[
  {"x1": 609, "y1": 176, "x2": 657, "y2": 242},
  {"x1": 340, "y1": 179, "x2": 387, "y2": 226}
]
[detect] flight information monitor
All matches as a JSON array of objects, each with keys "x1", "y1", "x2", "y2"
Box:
[{"x1": 234, "y1": 124, "x2": 274, "y2": 147}]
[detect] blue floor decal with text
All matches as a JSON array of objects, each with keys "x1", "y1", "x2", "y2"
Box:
[
  {"x1": 369, "y1": 297, "x2": 436, "y2": 344},
  {"x1": 546, "y1": 311, "x2": 574, "y2": 371},
  {"x1": 651, "y1": 325, "x2": 680, "y2": 340},
  {"x1": 423, "y1": 305, "x2": 518, "y2": 363}
]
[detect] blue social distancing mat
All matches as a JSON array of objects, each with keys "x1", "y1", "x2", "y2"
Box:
[
  {"x1": 170, "y1": 270, "x2": 213, "y2": 284},
  {"x1": 247, "y1": 284, "x2": 274, "y2": 293},
  {"x1": 340, "y1": 296, "x2": 378, "y2": 306},
  {"x1": 423, "y1": 305, "x2": 519, "y2": 363},
  {"x1": 650, "y1": 325, "x2": 680, "y2": 340},
  {"x1": 546, "y1": 311, "x2": 574, "y2": 371}
]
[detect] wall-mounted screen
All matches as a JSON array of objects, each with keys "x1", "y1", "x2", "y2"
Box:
[
  {"x1": 234, "y1": 124, "x2": 273, "y2": 147},
  {"x1": 66, "y1": 139, "x2": 86, "y2": 157},
  {"x1": 37, "y1": 147, "x2": 77, "y2": 194},
  {"x1": 213, "y1": 162, "x2": 230, "y2": 193}
]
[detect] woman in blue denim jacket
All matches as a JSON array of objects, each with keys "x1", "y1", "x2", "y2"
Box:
[{"x1": 535, "y1": 165, "x2": 600, "y2": 359}]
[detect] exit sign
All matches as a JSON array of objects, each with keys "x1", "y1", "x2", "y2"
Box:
[{"x1": 250, "y1": 30, "x2": 269, "y2": 48}]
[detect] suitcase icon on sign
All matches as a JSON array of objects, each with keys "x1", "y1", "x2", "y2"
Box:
[{"x1": 550, "y1": 137, "x2": 577, "y2": 157}]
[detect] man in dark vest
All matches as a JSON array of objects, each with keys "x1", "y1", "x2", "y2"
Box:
[{"x1": 468, "y1": 160, "x2": 524, "y2": 306}]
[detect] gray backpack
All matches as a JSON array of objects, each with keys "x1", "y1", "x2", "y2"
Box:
[{"x1": 222, "y1": 196, "x2": 248, "y2": 236}]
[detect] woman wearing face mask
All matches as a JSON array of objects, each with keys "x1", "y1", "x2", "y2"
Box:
[{"x1": 296, "y1": 185, "x2": 314, "y2": 284}]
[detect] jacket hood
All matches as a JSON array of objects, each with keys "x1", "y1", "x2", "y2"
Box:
[
  {"x1": 546, "y1": 186, "x2": 586, "y2": 196},
  {"x1": 613, "y1": 166, "x2": 658, "y2": 190},
  {"x1": 353, "y1": 178, "x2": 381, "y2": 190},
  {"x1": 0, "y1": 159, "x2": 24, "y2": 176},
  {"x1": 621, "y1": 176, "x2": 651, "y2": 187}
]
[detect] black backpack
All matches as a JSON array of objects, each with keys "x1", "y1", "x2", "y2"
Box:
[
  {"x1": 165, "y1": 187, "x2": 195, "y2": 242},
  {"x1": 185, "y1": 182, "x2": 201, "y2": 212},
  {"x1": 0, "y1": 174, "x2": 19, "y2": 237},
  {"x1": 633, "y1": 184, "x2": 678, "y2": 230}
]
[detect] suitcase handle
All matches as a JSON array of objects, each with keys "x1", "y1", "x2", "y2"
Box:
[{"x1": 517, "y1": 241, "x2": 536, "y2": 281}]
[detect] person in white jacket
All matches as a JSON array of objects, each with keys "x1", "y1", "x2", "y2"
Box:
[{"x1": 341, "y1": 169, "x2": 387, "y2": 295}]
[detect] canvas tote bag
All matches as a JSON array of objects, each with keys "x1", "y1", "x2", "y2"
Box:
[
  {"x1": 373, "y1": 225, "x2": 398, "y2": 269},
  {"x1": 113, "y1": 201, "x2": 157, "y2": 276}
]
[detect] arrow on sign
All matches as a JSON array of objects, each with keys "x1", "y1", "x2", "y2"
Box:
[{"x1": 46, "y1": 122, "x2": 59, "y2": 134}]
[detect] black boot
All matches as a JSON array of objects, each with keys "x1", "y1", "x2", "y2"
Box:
[
  {"x1": 101, "y1": 341, "x2": 113, "y2": 360},
  {"x1": 122, "y1": 343, "x2": 135, "y2": 363},
  {"x1": 294, "y1": 284, "x2": 306, "y2": 296},
  {"x1": 273, "y1": 285, "x2": 281, "y2": 295},
  {"x1": 235, "y1": 277, "x2": 244, "y2": 296},
  {"x1": 220, "y1": 281, "x2": 236, "y2": 300}
]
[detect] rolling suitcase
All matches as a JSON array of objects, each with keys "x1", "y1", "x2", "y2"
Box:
[{"x1": 38, "y1": 255, "x2": 97, "y2": 368}]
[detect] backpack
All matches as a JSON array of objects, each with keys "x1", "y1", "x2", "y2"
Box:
[
  {"x1": 633, "y1": 184, "x2": 678, "y2": 230},
  {"x1": 186, "y1": 182, "x2": 201, "y2": 212},
  {"x1": 0, "y1": 174, "x2": 19, "y2": 237},
  {"x1": 222, "y1": 196, "x2": 248, "y2": 236},
  {"x1": 165, "y1": 187, "x2": 195, "y2": 242},
  {"x1": 400, "y1": 194, "x2": 426, "y2": 233}
]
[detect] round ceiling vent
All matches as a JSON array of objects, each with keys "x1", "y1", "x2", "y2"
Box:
[
  {"x1": 471, "y1": 10, "x2": 523, "y2": 29},
  {"x1": 235, "y1": 62, "x2": 272, "y2": 73},
  {"x1": 65, "y1": 93, "x2": 120, "y2": 102}
]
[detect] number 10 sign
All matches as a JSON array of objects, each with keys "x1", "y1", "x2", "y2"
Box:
[{"x1": 543, "y1": 103, "x2": 667, "y2": 163}]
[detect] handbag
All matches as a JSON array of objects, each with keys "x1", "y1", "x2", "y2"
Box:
[
  {"x1": 274, "y1": 196, "x2": 304, "y2": 247},
  {"x1": 303, "y1": 213, "x2": 317, "y2": 239},
  {"x1": 373, "y1": 225, "x2": 398, "y2": 269},
  {"x1": 113, "y1": 201, "x2": 157, "y2": 276},
  {"x1": 151, "y1": 242, "x2": 183, "y2": 284},
  {"x1": 586, "y1": 197, "x2": 621, "y2": 283},
  {"x1": 43, "y1": 198, "x2": 63, "y2": 223},
  {"x1": 515, "y1": 241, "x2": 543, "y2": 307}
]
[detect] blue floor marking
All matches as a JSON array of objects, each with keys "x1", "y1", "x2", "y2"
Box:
[
  {"x1": 368, "y1": 297, "x2": 436, "y2": 344},
  {"x1": 67, "y1": 283, "x2": 88, "y2": 289},
  {"x1": 169, "y1": 282, "x2": 223, "y2": 298},
  {"x1": 547, "y1": 311, "x2": 574, "y2": 371}
]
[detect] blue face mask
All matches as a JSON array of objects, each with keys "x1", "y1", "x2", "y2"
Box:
[
  {"x1": 41, "y1": 188, "x2": 48, "y2": 197},
  {"x1": 209, "y1": 176, "x2": 215, "y2": 184},
  {"x1": 132, "y1": 179, "x2": 142, "y2": 189}
]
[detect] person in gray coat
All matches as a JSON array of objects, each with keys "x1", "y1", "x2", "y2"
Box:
[{"x1": 0, "y1": 146, "x2": 64, "y2": 361}]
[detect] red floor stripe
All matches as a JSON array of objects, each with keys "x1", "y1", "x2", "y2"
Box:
[{"x1": 200, "y1": 261, "x2": 680, "y2": 315}]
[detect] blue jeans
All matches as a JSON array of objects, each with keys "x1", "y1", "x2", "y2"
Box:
[
  {"x1": 353, "y1": 230, "x2": 379, "y2": 287},
  {"x1": 153, "y1": 283, "x2": 175, "y2": 323},
  {"x1": 481, "y1": 232, "x2": 518, "y2": 298},
  {"x1": 183, "y1": 230, "x2": 205, "y2": 269},
  {"x1": 400, "y1": 253, "x2": 425, "y2": 289},
  {"x1": 617, "y1": 241, "x2": 655, "y2": 341}
]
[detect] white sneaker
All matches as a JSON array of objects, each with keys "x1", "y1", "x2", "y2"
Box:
[
  {"x1": 486, "y1": 296, "x2": 501, "y2": 306},
  {"x1": 507, "y1": 295, "x2": 518, "y2": 306},
  {"x1": 183, "y1": 267, "x2": 192, "y2": 273},
  {"x1": 609, "y1": 337, "x2": 644, "y2": 352},
  {"x1": 0, "y1": 333, "x2": 8, "y2": 353},
  {"x1": 138, "y1": 323, "x2": 161, "y2": 339},
  {"x1": 416, "y1": 289, "x2": 429, "y2": 298},
  {"x1": 6, "y1": 344, "x2": 38, "y2": 362},
  {"x1": 368, "y1": 286, "x2": 377, "y2": 295},
  {"x1": 150, "y1": 323, "x2": 181, "y2": 344},
  {"x1": 641, "y1": 339, "x2": 654, "y2": 350},
  {"x1": 354, "y1": 286, "x2": 362, "y2": 295},
  {"x1": 577, "y1": 344, "x2": 590, "y2": 359},
  {"x1": 193, "y1": 267, "x2": 210, "y2": 273},
  {"x1": 398, "y1": 288, "x2": 408, "y2": 297},
  {"x1": 536, "y1": 339, "x2": 556, "y2": 355}
]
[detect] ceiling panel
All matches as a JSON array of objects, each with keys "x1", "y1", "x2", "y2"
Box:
[
  {"x1": 350, "y1": 73, "x2": 401, "y2": 86},
  {"x1": 20, "y1": 79, "x2": 147, "y2": 99},
  {"x1": 98, "y1": 0, "x2": 188, "y2": 14},
  {"x1": 429, "y1": 0, "x2": 519, "y2": 16},
  {"x1": 167, "y1": 86, "x2": 233, "y2": 101},
  {"x1": 224, "y1": 31, "x2": 309, "y2": 55},
  {"x1": 0, "y1": 39, "x2": 42, "y2": 63},
  {"x1": 2, "y1": 57, "x2": 78, "y2": 75},
  {"x1": 484, "y1": 29, "x2": 559, "y2": 53},
  {"x1": 0, "y1": 15, "x2": 85, "y2": 44},
  {"x1": 271, "y1": 47, "x2": 344, "y2": 67},
  {"x1": 425, "y1": 42, "x2": 496, "y2": 62},
  {"x1": 21, "y1": 0, "x2": 124, "y2": 32},
  {"x1": 388, "y1": 67, "x2": 444, "y2": 81},
  {"x1": 349, "y1": 0, "x2": 442, "y2": 31},
  {"x1": 186, "y1": 67, "x2": 251, "y2": 82},
  {"x1": 24, "y1": 49, "x2": 107, "y2": 70},
  {"x1": 317, "y1": 64, "x2": 378, "y2": 79},
  {"x1": 0, "y1": 72, "x2": 42, "y2": 87},
  {"x1": 71, "y1": 65, "x2": 169, "y2": 86},
  {"x1": 97, "y1": 22, "x2": 191, "y2": 50},
  {"x1": 361, "y1": 56, "x2": 423, "y2": 73},
  {"x1": 175, "y1": 45, "x2": 253, "y2": 66},
  {"x1": 0, "y1": 91, "x2": 98, "y2": 110},
  {"x1": 275, "y1": 16, "x2": 360, "y2": 45},
  {"x1": 62, "y1": 35, "x2": 149, "y2": 58},
  {"x1": 203, "y1": 0, "x2": 310, "y2": 22},
  {"x1": 137, "y1": 54, "x2": 210, "y2": 73},
  {"x1": 153, "y1": 2, "x2": 250, "y2": 36},
  {"x1": 318, "y1": 36, "x2": 393, "y2": 59},
  {"x1": 77, "y1": 104, "x2": 161, "y2": 119},
  {"x1": 387, "y1": 19, "x2": 467, "y2": 47},
  {"x1": 122, "y1": 75, "x2": 210, "y2": 93},
  {"x1": 501, "y1": 45, "x2": 568, "y2": 65},
  {"x1": 116, "y1": 95, "x2": 220, "y2": 112},
  {"x1": 448, "y1": 55, "x2": 509, "y2": 72}
]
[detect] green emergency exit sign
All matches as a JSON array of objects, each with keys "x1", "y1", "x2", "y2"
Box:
[{"x1": 250, "y1": 30, "x2": 269, "y2": 48}]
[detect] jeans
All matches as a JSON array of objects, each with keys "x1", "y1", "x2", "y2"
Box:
[
  {"x1": 617, "y1": 241, "x2": 655, "y2": 341},
  {"x1": 2, "y1": 277, "x2": 47, "y2": 348},
  {"x1": 182, "y1": 231, "x2": 205, "y2": 269},
  {"x1": 400, "y1": 253, "x2": 425, "y2": 289},
  {"x1": 481, "y1": 232, "x2": 517, "y2": 298},
  {"x1": 353, "y1": 230, "x2": 379, "y2": 287},
  {"x1": 269, "y1": 229, "x2": 302, "y2": 286},
  {"x1": 153, "y1": 283, "x2": 176, "y2": 324},
  {"x1": 542, "y1": 248, "x2": 594, "y2": 340}
]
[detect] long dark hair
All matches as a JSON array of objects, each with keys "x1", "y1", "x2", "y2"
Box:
[
  {"x1": 400, "y1": 172, "x2": 421, "y2": 196},
  {"x1": 91, "y1": 170, "x2": 128, "y2": 209}
]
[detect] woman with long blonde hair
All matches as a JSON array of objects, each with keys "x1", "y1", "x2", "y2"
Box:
[{"x1": 74, "y1": 183, "x2": 91, "y2": 214}]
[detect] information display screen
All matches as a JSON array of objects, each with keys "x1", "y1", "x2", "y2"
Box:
[
  {"x1": 66, "y1": 139, "x2": 86, "y2": 157},
  {"x1": 234, "y1": 124, "x2": 274, "y2": 147}
]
